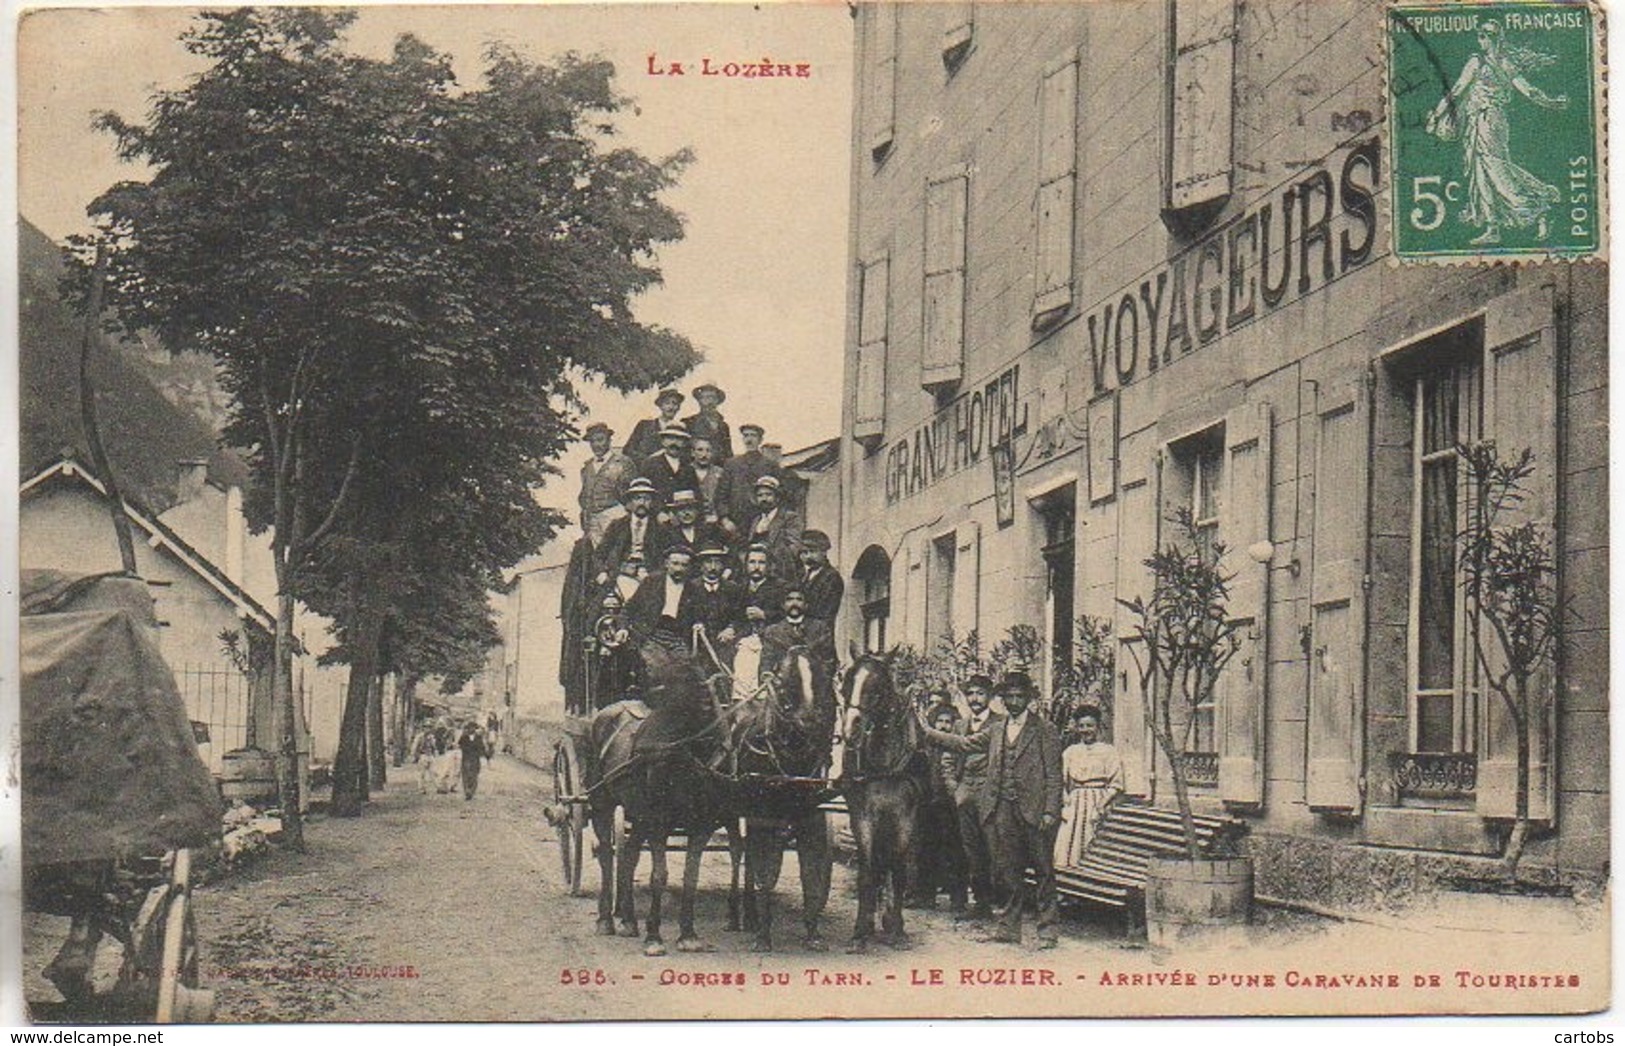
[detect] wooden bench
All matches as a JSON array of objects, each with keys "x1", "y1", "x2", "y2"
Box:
[{"x1": 1053, "y1": 798, "x2": 1249, "y2": 933}]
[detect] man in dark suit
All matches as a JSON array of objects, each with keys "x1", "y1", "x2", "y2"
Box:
[
  {"x1": 619, "y1": 543, "x2": 697, "y2": 658},
  {"x1": 918, "y1": 672, "x2": 1063, "y2": 947},
  {"x1": 739, "y1": 475, "x2": 803, "y2": 581},
  {"x1": 733, "y1": 544, "x2": 787, "y2": 639},
  {"x1": 680, "y1": 383, "x2": 734, "y2": 463},
  {"x1": 665, "y1": 489, "x2": 725, "y2": 559},
  {"x1": 759, "y1": 585, "x2": 836, "y2": 677},
  {"x1": 624, "y1": 388, "x2": 685, "y2": 463},
  {"x1": 686, "y1": 543, "x2": 743, "y2": 643},
  {"x1": 798, "y1": 530, "x2": 844, "y2": 626},
  {"x1": 594, "y1": 477, "x2": 668, "y2": 585},
  {"x1": 716, "y1": 423, "x2": 775, "y2": 538},
  {"x1": 945, "y1": 674, "x2": 998, "y2": 918},
  {"x1": 640, "y1": 425, "x2": 701, "y2": 516}
]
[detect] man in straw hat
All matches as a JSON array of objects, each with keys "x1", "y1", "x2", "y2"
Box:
[
  {"x1": 666, "y1": 489, "x2": 725, "y2": 559},
  {"x1": 639, "y1": 423, "x2": 700, "y2": 518},
  {"x1": 682, "y1": 382, "x2": 734, "y2": 463},
  {"x1": 625, "y1": 387, "x2": 685, "y2": 463},
  {"x1": 595, "y1": 476, "x2": 670, "y2": 585}
]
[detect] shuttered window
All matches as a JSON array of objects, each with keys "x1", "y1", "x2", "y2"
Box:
[
  {"x1": 1113, "y1": 447, "x2": 1161, "y2": 797},
  {"x1": 951, "y1": 520, "x2": 981, "y2": 644},
  {"x1": 865, "y1": 4, "x2": 898, "y2": 160},
  {"x1": 1476, "y1": 286, "x2": 1558, "y2": 822},
  {"x1": 853, "y1": 256, "x2": 889, "y2": 443},
  {"x1": 1217, "y1": 402, "x2": 1272, "y2": 807},
  {"x1": 1167, "y1": 0, "x2": 1236, "y2": 212},
  {"x1": 1306, "y1": 376, "x2": 1371, "y2": 813},
  {"x1": 922, "y1": 169, "x2": 969, "y2": 389},
  {"x1": 1035, "y1": 55, "x2": 1078, "y2": 325}
]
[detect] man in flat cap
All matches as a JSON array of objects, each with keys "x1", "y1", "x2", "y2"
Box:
[
  {"x1": 579, "y1": 421, "x2": 633, "y2": 545},
  {"x1": 681, "y1": 383, "x2": 734, "y2": 463},
  {"x1": 798, "y1": 530, "x2": 844, "y2": 627},
  {"x1": 717, "y1": 422, "x2": 777, "y2": 538},
  {"x1": 640, "y1": 425, "x2": 701, "y2": 518},
  {"x1": 625, "y1": 388, "x2": 685, "y2": 463},
  {"x1": 741, "y1": 474, "x2": 803, "y2": 582},
  {"x1": 916, "y1": 672, "x2": 1063, "y2": 948},
  {"x1": 595, "y1": 476, "x2": 670, "y2": 585}
]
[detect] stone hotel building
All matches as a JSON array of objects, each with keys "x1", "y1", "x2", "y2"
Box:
[{"x1": 834, "y1": 1, "x2": 1607, "y2": 901}]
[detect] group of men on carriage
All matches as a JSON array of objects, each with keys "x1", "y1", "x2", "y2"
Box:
[{"x1": 562, "y1": 384, "x2": 842, "y2": 716}]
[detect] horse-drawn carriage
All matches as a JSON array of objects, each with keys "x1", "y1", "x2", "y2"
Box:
[
  {"x1": 548, "y1": 600, "x2": 839, "y2": 953},
  {"x1": 21, "y1": 571, "x2": 220, "y2": 1022}
]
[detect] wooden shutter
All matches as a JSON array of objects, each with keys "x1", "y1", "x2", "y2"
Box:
[
  {"x1": 1306, "y1": 376, "x2": 1371, "y2": 812},
  {"x1": 950, "y1": 520, "x2": 981, "y2": 642},
  {"x1": 854, "y1": 256, "x2": 889, "y2": 442},
  {"x1": 902, "y1": 531, "x2": 929, "y2": 651},
  {"x1": 1114, "y1": 449, "x2": 1163, "y2": 797},
  {"x1": 1477, "y1": 285, "x2": 1558, "y2": 821},
  {"x1": 866, "y1": 4, "x2": 898, "y2": 157},
  {"x1": 1035, "y1": 55, "x2": 1078, "y2": 321},
  {"x1": 923, "y1": 170, "x2": 968, "y2": 388},
  {"x1": 1168, "y1": 0, "x2": 1236, "y2": 211},
  {"x1": 1218, "y1": 402, "x2": 1272, "y2": 806}
]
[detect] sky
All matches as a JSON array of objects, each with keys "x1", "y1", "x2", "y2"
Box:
[{"x1": 16, "y1": 2, "x2": 855, "y2": 509}]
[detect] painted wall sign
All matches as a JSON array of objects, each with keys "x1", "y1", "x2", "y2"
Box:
[
  {"x1": 1083, "y1": 137, "x2": 1381, "y2": 397},
  {"x1": 883, "y1": 364, "x2": 1030, "y2": 504}
]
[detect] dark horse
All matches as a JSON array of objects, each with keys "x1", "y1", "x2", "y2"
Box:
[
  {"x1": 587, "y1": 644, "x2": 733, "y2": 956},
  {"x1": 837, "y1": 649, "x2": 929, "y2": 953},
  {"x1": 729, "y1": 646, "x2": 838, "y2": 952}
]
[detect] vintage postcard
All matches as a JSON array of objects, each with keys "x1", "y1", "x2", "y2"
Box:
[{"x1": 6, "y1": 0, "x2": 1610, "y2": 1027}]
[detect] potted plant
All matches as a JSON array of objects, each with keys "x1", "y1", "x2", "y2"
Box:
[
  {"x1": 1118, "y1": 508, "x2": 1251, "y2": 943},
  {"x1": 1453, "y1": 441, "x2": 1564, "y2": 892}
]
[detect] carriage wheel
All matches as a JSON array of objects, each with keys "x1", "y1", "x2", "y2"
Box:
[
  {"x1": 154, "y1": 851, "x2": 213, "y2": 1023},
  {"x1": 551, "y1": 741, "x2": 587, "y2": 896}
]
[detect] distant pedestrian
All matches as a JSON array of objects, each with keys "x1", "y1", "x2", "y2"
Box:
[
  {"x1": 457, "y1": 722, "x2": 492, "y2": 800},
  {"x1": 414, "y1": 727, "x2": 444, "y2": 795}
]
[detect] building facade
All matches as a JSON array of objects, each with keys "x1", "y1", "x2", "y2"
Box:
[{"x1": 837, "y1": 1, "x2": 1606, "y2": 899}]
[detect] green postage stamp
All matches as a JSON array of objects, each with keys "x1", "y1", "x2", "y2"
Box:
[{"x1": 1388, "y1": 2, "x2": 1604, "y2": 262}]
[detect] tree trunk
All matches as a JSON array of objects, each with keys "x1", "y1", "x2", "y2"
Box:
[
  {"x1": 1153, "y1": 725, "x2": 1201, "y2": 861},
  {"x1": 391, "y1": 672, "x2": 418, "y2": 768},
  {"x1": 367, "y1": 672, "x2": 387, "y2": 788},
  {"x1": 1503, "y1": 685, "x2": 1533, "y2": 880},
  {"x1": 273, "y1": 588, "x2": 306, "y2": 850},
  {"x1": 332, "y1": 601, "x2": 384, "y2": 816}
]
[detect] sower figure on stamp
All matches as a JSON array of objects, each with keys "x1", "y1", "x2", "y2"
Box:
[{"x1": 918, "y1": 672, "x2": 1062, "y2": 947}]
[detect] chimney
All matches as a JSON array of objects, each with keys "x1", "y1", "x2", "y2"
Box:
[{"x1": 176, "y1": 458, "x2": 210, "y2": 504}]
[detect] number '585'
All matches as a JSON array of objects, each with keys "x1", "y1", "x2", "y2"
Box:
[{"x1": 1409, "y1": 176, "x2": 1461, "y2": 231}]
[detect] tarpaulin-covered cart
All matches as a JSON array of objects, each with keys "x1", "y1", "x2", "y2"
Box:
[{"x1": 22, "y1": 570, "x2": 222, "y2": 1022}]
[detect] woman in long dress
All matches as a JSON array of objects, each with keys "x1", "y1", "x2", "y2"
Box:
[
  {"x1": 1054, "y1": 708, "x2": 1123, "y2": 868},
  {"x1": 1427, "y1": 19, "x2": 1568, "y2": 245}
]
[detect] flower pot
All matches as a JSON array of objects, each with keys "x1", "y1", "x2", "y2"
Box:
[{"x1": 1145, "y1": 855, "x2": 1254, "y2": 947}]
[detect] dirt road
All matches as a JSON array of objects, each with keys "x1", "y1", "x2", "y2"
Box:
[{"x1": 26, "y1": 754, "x2": 1338, "y2": 1021}]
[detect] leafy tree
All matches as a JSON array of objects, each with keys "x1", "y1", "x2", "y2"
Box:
[
  {"x1": 79, "y1": 9, "x2": 699, "y2": 828},
  {"x1": 1118, "y1": 509, "x2": 1243, "y2": 860},
  {"x1": 1456, "y1": 441, "x2": 1561, "y2": 880}
]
